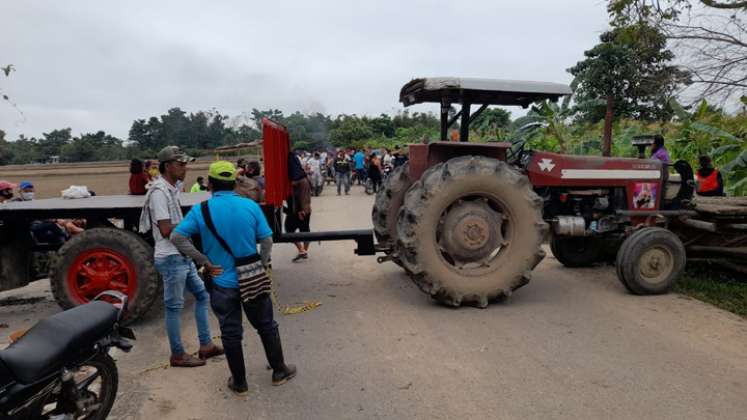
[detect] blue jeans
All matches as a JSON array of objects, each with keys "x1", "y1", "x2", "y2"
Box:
[
  {"x1": 335, "y1": 171, "x2": 351, "y2": 194},
  {"x1": 155, "y1": 255, "x2": 212, "y2": 356}
]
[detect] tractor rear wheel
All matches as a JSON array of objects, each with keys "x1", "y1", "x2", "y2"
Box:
[
  {"x1": 550, "y1": 236, "x2": 601, "y2": 267},
  {"x1": 50, "y1": 228, "x2": 160, "y2": 324},
  {"x1": 396, "y1": 156, "x2": 546, "y2": 307},
  {"x1": 372, "y1": 163, "x2": 412, "y2": 264},
  {"x1": 616, "y1": 227, "x2": 686, "y2": 295}
]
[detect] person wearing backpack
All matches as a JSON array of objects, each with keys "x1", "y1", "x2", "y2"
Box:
[{"x1": 170, "y1": 160, "x2": 296, "y2": 396}]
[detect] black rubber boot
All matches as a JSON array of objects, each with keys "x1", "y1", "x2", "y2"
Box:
[
  {"x1": 260, "y1": 331, "x2": 297, "y2": 386},
  {"x1": 223, "y1": 341, "x2": 248, "y2": 394}
]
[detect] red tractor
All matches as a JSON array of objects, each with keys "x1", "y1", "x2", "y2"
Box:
[{"x1": 360, "y1": 77, "x2": 746, "y2": 307}]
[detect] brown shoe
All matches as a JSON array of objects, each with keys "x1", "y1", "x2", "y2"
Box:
[
  {"x1": 198, "y1": 343, "x2": 225, "y2": 360},
  {"x1": 170, "y1": 353, "x2": 206, "y2": 367}
]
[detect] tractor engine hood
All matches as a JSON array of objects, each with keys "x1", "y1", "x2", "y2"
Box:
[{"x1": 527, "y1": 151, "x2": 664, "y2": 188}]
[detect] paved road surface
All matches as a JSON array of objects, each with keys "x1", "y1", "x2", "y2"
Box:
[{"x1": 2, "y1": 186, "x2": 746, "y2": 420}]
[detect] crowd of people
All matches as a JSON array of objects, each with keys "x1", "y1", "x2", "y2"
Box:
[{"x1": 293, "y1": 145, "x2": 409, "y2": 196}]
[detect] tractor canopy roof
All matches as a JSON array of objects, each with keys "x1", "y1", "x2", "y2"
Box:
[{"x1": 400, "y1": 77, "x2": 572, "y2": 108}]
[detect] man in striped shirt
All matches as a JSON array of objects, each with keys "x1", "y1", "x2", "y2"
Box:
[{"x1": 171, "y1": 160, "x2": 296, "y2": 395}]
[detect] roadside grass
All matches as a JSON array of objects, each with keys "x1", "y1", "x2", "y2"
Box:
[{"x1": 675, "y1": 263, "x2": 747, "y2": 318}]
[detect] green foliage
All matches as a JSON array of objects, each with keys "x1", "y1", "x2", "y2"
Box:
[
  {"x1": 61, "y1": 131, "x2": 125, "y2": 162},
  {"x1": 327, "y1": 110, "x2": 439, "y2": 149},
  {"x1": 472, "y1": 108, "x2": 511, "y2": 140},
  {"x1": 0, "y1": 129, "x2": 13, "y2": 165},
  {"x1": 568, "y1": 23, "x2": 690, "y2": 123},
  {"x1": 676, "y1": 263, "x2": 747, "y2": 318},
  {"x1": 127, "y1": 107, "x2": 260, "y2": 153}
]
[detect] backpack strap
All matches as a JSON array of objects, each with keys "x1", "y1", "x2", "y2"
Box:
[{"x1": 200, "y1": 201, "x2": 235, "y2": 258}]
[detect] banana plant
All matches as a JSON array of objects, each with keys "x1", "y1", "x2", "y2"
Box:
[{"x1": 669, "y1": 98, "x2": 746, "y2": 196}]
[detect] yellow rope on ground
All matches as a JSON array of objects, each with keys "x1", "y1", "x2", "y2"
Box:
[{"x1": 267, "y1": 267, "x2": 322, "y2": 315}]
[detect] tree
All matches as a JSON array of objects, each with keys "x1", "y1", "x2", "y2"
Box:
[
  {"x1": 61, "y1": 131, "x2": 125, "y2": 162},
  {"x1": 473, "y1": 108, "x2": 512, "y2": 139},
  {"x1": 37, "y1": 128, "x2": 72, "y2": 159},
  {"x1": 0, "y1": 129, "x2": 13, "y2": 165},
  {"x1": 250, "y1": 109, "x2": 284, "y2": 131},
  {"x1": 608, "y1": 0, "x2": 747, "y2": 103},
  {"x1": 8, "y1": 135, "x2": 43, "y2": 164},
  {"x1": 129, "y1": 118, "x2": 160, "y2": 151},
  {"x1": 329, "y1": 115, "x2": 374, "y2": 146},
  {"x1": 569, "y1": 23, "x2": 689, "y2": 155}
]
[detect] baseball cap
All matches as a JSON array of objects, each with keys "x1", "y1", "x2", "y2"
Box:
[
  {"x1": 0, "y1": 180, "x2": 17, "y2": 190},
  {"x1": 208, "y1": 161, "x2": 237, "y2": 181},
  {"x1": 157, "y1": 146, "x2": 195, "y2": 163},
  {"x1": 19, "y1": 181, "x2": 34, "y2": 190}
]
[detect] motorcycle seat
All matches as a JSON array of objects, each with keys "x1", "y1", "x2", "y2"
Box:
[{"x1": 0, "y1": 301, "x2": 118, "y2": 384}]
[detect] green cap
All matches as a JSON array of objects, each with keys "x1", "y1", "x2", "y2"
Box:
[
  {"x1": 209, "y1": 160, "x2": 237, "y2": 181},
  {"x1": 157, "y1": 146, "x2": 195, "y2": 163}
]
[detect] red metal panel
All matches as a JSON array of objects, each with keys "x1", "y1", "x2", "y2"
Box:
[
  {"x1": 407, "y1": 142, "x2": 511, "y2": 181},
  {"x1": 408, "y1": 144, "x2": 428, "y2": 180},
  {"x1": 262, "y1": 118, "x2": 291, "y2": 208},
  {"x1": 527, "y1": 151, "x2": 664, "y2": 211}
]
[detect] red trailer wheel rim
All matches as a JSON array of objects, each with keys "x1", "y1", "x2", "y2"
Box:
[{"x1": 66, "y1": 248, "x2": 138, "y2": 304}]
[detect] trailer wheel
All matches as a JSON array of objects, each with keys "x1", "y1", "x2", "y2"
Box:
[
  {"x1": 372, "y1": 163, "x2": 412, "y2": 263},
  {"x1": 50, "y1": 228, "x2": 159, "y2": 324},
  {"x1": 616, "y1": 227, "x2": 686, "y2": 295},
  {"x1": 550, "y1": 236, "x2": 601, "y2": 267},
  {"x1": 396, "y1": 156, "x2": 546, "y2": 307}
]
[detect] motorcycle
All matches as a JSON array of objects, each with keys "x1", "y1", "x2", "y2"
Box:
[{"x1": 0, "y1": 291, "x2": 135, "y2": 420}]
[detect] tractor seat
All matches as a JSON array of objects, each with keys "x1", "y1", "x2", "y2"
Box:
[{"x1": 0, "y1": 301, "x2": 118, "y2": 385}]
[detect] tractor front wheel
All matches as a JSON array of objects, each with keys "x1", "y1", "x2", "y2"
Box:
[
  {"x1": 616, "y1": 227, "x2": 686, "y2": 295},
  {"x1": 396, "y1": 156, "x2": 546, "y2": 307},
  {"x1": 50, "y1": 228, "x2": 159, "y2": 324}
]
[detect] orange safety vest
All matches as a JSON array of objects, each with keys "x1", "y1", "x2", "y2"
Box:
[{"x1": 696, "y1": 169, "x2": 719, "y2": 193}]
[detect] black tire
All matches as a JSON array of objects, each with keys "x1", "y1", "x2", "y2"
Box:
[
  {"x1": 33, "y1": 352, "x2": 118, "y2": 420},
  {"x1": 372, "y1": 163, "x2": 412, "y2": 255},
  {"x1": 396, "y1": 156, "x2": 547, "y2": 308},
  {"x1": 50, "y1": 228, "x2": 159, "y2": 325},
  {"x1": 77, "y1": 352, "x2": 119, "y2": 420},
  {"x1": 616, "y1": 227, "x2": 686, "y2": 295},
  {"x1": 550, "y1": 236, "x2": 601, "y2": 267}
]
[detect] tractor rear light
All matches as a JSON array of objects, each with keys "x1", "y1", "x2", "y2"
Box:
[{"x1": 559, "y1": 193, "x2": 569, "y2": 203}]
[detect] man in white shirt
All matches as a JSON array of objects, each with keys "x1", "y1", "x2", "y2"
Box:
[
  {"x1": 308, "y1": 152, "x2": 323, "y2": 196},
  {"x1": 139, "y1": 146, "x2": 223, "y2": 367}
]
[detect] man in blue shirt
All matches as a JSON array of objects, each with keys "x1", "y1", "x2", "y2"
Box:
[
  {"x1": 171, "y1": 161, "x2": 297, "y2": 395},
  {"x1": 353, "y1": 149, "x2": 366, "y2": 185}
]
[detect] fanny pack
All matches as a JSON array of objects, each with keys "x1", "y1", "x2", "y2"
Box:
[{"x1": 200, "y1": 201, "x2": 271, "y2": 301}]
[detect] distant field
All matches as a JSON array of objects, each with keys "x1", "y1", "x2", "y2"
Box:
[{"x1": 0, "y1": 160, "x2": 213, "y2": 199}]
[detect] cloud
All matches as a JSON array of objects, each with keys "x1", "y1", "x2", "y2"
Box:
[{"x1": 0, "y1": 0, "x2": 608, "y2": 140}]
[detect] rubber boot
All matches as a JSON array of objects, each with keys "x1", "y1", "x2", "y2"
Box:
[
  {"x1": 260, "y1": 331, "x2": 297, "y2": 386},
  {"x1": 223, "y1": 341, "x2": 248, "y2": 394}
]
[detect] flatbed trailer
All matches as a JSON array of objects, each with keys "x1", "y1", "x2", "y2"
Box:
[{"x1": 0, "y1": 192, "x2": 376, "y2": 323}]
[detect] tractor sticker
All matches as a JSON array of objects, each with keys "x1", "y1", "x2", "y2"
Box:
[
  {"x1": 537, "y1": 158, "x2": 555, "y2": 172},
  {"x1": 632, "y1": 182, "x2": 657, "y2": 209}
]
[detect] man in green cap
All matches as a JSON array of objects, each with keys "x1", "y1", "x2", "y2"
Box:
[
  {"x1": 171, "y1": 160, "x2": 297, "y2": 395},
  {"x1": 139, "y1": 146, "x2": 223, "y2": 368}
]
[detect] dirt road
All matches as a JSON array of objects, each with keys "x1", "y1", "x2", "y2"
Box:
[{"x1": 2, "y1": 186, "x2": 746, "y2": 420}]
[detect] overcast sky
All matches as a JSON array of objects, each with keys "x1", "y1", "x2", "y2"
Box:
[{"x1": 0, "y1": 0, "x2": 609, "y2": 140}]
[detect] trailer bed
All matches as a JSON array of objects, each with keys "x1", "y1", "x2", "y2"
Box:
[
  {"x1": 694, "y1": 196, "x2": 747, "y2": 217},
  {"x1": 0, "y1": 192, "x2": 210, "y2": 222}
]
